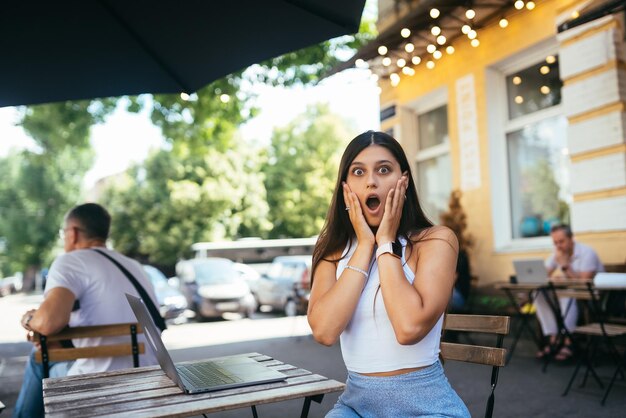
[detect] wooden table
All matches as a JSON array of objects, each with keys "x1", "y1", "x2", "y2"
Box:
[{"x1": 43, "y1": 352, "x2": 345, "y2": 418}]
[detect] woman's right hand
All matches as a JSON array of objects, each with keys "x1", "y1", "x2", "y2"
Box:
[{"x1": 343, "y1": 182, "x2": 375, "y2": 246}]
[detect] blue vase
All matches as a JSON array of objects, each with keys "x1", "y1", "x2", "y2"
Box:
[
  {"x1": 520, "y1": 216, "x2": 541, "y2": 237},
  {"x1": 543, "y1": 217, "x2": 560, "y2": 235}
]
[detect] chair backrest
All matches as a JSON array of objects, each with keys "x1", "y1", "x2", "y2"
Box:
[
  {"x1": 441, "y1": 314, "x2": 510, "y2": 418},
  {"x1": 34, "y1": 323, "x2": 144, "y2": 378}
]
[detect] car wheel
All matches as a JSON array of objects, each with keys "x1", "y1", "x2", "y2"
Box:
[{"x1": 284, "y1": 299, "x2": 297, "y2": 317}]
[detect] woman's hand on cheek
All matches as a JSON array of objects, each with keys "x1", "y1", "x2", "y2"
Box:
[
  {"x1": 376, "y1": 175, "x2": 407, "y2": 244},
  {"x1": 343, "y1": 182, "x2": 375, "y2": 246}
]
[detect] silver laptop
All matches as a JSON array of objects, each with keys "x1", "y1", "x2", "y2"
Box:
[
  {"x1": 513, "y1": 259, "x2": 550, "y2": 284},
  {"x1": 126, "y1": 293, "x2": 286, "y2": 394}
]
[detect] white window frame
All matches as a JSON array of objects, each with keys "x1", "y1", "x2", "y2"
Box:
[
  {"x1": 401, "y1": 87, "x2": 450, "y2": 222},
  {"x1": 487, "y1": 38, "x2": 565, "y2": 252}
]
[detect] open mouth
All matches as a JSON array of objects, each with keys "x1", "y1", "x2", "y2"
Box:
[{"x1": 366, "y1": 196, "x2": 381, "y2": 211}]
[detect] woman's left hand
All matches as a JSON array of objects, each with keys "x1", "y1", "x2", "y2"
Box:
[{"x1": 376, "y1": 175, "x2": 408, "y2": 244}]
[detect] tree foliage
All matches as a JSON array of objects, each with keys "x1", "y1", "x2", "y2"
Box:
[
  {"x1": 263, "y1": 104, "x2": 351, "y2": 238},
  {"x1": 101, "y1": 140, "x2": 271, "y2": 266},
  {"x1": 0, "y1": 100, "x2": 115, "y2": 279}
]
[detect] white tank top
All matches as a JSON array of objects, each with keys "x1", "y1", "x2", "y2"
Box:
[{"x1": 337, "y1": 237, "x2": 443, "y2": 373}]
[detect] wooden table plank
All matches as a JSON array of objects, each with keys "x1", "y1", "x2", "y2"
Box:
[{"x1": 44, "y1": 353, "x2": 345, "y2": 418}]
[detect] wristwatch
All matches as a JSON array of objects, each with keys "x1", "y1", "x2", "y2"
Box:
[{"x1": 376, "y1": 241, "x2": 402, "y2": 259}]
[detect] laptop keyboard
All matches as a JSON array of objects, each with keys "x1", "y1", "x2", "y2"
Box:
[{"x1": 177, "y1": 362, "x2": 243, "y2": 388}]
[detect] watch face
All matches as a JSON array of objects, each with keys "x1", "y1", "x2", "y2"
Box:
[{"x1": 392, "y1": 241, "x2": 402, "y2": 257}]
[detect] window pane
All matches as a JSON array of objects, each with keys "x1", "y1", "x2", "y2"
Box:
[
  {"x1": 416, "y1": 153, "x2": 452, "y2": 222},
  {"x1": 506, "y1": 56, "x2": 562, "y2": 120},
  {"x1": 418, "y1": 105, "x2": 449, "y2": 149},
  {"x1": 507, "y1": 115, "x2": 570, "y2": 239}
]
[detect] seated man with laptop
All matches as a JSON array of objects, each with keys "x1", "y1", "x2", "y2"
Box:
[{"x1": 534, "y1": 224, "x2": 604, "y2": 361}]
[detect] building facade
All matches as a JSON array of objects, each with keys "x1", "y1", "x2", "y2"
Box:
[{"x1": 350, "y1": 0, "x2": 626, "y2": 283}]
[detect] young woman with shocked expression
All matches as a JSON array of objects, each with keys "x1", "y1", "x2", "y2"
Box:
[{"x1": 308, "y1": 131, "x2": 469, "y2": 417}]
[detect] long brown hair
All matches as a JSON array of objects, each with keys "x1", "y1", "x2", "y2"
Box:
[{"x1": 312, "y1": 131, "x2": 433, "y2": 281}]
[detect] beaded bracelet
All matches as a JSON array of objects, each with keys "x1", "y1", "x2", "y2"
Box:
[{"x1": 345, "y1": 265, "x2": 368, "y2": 278}]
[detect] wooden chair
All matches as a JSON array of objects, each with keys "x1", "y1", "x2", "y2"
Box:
[
  {"x1": 563, "y1": 274, "x2": 626, "y2": 405},
  {"x1": 442, "y1": 314, "x2": 510, "y2": 418},
  {"x1": 33, "y1": 323, "x2": 144, "y2": 378}
]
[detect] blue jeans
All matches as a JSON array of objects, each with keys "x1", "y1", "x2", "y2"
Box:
[
  {"x1": 326, "y1": 361, "x2": 470, "y2": 417},
  {"x1": 13, "y1": 347, "x2": 73, "y2": 418}
]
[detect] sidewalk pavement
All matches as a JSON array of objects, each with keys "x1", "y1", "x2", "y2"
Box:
[{"x1": 1, "y1": 298, "x2": 625, "y2": 416}]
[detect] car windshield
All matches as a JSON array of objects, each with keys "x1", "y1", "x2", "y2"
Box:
[
  {"x1": 143, "y1": 266, "x2": 169, "y2": 289},
  {"x1": 194, "y1": 260, "x2": 238, "y2": 285},
  {"x1": 267, "y1": 261, "x2": 305, "y2": 280}
]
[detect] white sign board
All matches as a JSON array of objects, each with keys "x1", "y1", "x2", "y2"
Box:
[{"x1": 456, "y1": 74, "x2": 481, "y2": 190}]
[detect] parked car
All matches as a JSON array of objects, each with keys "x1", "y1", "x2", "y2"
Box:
[
  {"x1": 0, "y1": 274, "x2": 22, "y2": 297},
  {"x1": 175, "y1": 258, "x2": 257, "y2": 319},
  {"x1": 233, "y1": 262, "x2": 261, "y2": 295},
  {"x1": 142, "y1": 265, "x2": 188, "y2": 322},
  {"x1": 255, "y1": 255, "x2": 311, "y2": 316}
]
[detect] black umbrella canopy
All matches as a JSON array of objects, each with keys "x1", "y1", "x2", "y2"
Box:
[{"x1": 0, "y1": 0, "x2": 365, "y2": 108}]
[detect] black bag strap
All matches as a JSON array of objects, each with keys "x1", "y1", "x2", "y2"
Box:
[{"x1": 92, "y1": 249, "x2": 167, "y2": 331}]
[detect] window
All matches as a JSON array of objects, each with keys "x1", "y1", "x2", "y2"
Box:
[
  {"x1": 491, "y1": 46, "x2": 570, "y2": 246},
  {"x1": 415, "y1": 104, "x2": 452, "y2": 221}
]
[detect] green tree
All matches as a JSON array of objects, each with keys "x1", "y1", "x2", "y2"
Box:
[
  {"x1": 0, "y1": 100, "x2": 115, "y2": 286},
  {"x1": 263, "y1": 104, "x2": 351, "y2": 238},
  {"x1": 101, "y1": 139, "x2": 271, "y2": 266}
]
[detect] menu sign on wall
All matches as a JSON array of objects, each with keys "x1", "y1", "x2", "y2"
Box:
[{"x1": 456, "y1": 74, "x2": 481, "y2": 190}]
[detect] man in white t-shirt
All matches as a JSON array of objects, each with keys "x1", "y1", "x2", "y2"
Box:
[
  {"x1": 534, "y1": 224, "x2": 604, "y2": 361},
  {"x1": 13, "y1": 203, "x2": 160, "y2": 418}
]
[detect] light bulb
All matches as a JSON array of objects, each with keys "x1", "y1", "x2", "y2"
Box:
[
  {"x1": 471, "y1": 39, "x2": 480, "y2": 47},
  {"x1": 540, "y1": 85, "x2": 550, "y2": 94},
  {"x1": 401, "y1": 28, "x2": 411, "y2": 38},
  {"x1": 378, "y1": 45, "x2": 388, "y2": 56},
  {"x1": 180, "y1": 92, "x2": 190, "y2": 101},
  {"x1": 430, "y1": 8, "x2": 440, "y2": 19},
  {"x1": 412, "y1": 56, "x2": 421, "y2": 65},
  {"x1": 546, "y1": 55, "x2": 556, "y2": 64},
  {"x1": 514, "y1": 1, "x2": 524, "y2": 10},
  {"x1": 382, "y1": 57, "x2": 391, "y2": 66},
  {"x1": 466, "y1": 9, "x2": 476, "y2": 20},
  {"x1": 468, "y1": 30, "x2": 477, "y2": 39},
  {"x1": 446, "y1": 45, "x2": 455, "y2": 54},
  {"x1": 402, "y1": 67, "x2": 415, "y2": 76},
  {"x1": 526, "y1": 1, "x2": 535, "y2": 10},
  {"x1": 427, "y1": 44, "x2": 437, "y2": 53},
  {"x1": 431, "y1": 26, "x2": 441, "y2": 36},
  {"x1": 462, "y1": 24, "x2": 471, "y2": 34},
  {"x1": 405, "y1": 43, "x2": 415, "y2": 53},
  {"x1": 433, "y1": 50, "x2": 443, "y2": 59},
  {"x1": 514, "y1": 95, "x2": 524, "y2": 104},
  {"x1": 397, "y1": 58, "x2": 406, "y2": 67},
  {"x1": 426, "y1": 60, "x2": 435, "y2": 69},
  {"x1": 220, "y1": 94, "x2": 230, "y2": 103},
  {"x1": 512, "y1": 76, "x2": 522, "y2": 85},
  {"x1": 540, "y1": 65, "x2": 550, "y2": 75},
  {"x1": 437, "y1": 35, "x2": 447, "y2": 45},
  {"x1": 499, "y1": 18, "x2": 508, "y2": 28}
]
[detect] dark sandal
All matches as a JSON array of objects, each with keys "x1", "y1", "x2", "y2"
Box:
[
  {"x1": 555, "y1": 345, "x2": 574, "y2": 361},
  {"x1": 536, "y1": 345, "x2": 551, "y2": 359}
]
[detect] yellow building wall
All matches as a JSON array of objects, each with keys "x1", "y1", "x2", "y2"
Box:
[{"x1": 379, "y1": 0, "x2": 626, "y2": 284}]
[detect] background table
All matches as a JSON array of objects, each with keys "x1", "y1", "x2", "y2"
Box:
[{"x1": 43, "y1": 352, "x2": 345, "y2": 417}]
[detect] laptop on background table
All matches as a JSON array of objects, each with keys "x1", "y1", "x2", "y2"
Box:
[
  {"x1": 513, "y1": 259, "x2": 550, "y2": 285},
  {"x1": 126, "y1": 293, "x2": 286, "y2": 394}
]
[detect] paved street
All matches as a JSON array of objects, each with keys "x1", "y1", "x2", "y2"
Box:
[{"x1": 1, "y1": 292, "x2": 625, "y2": 417}]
